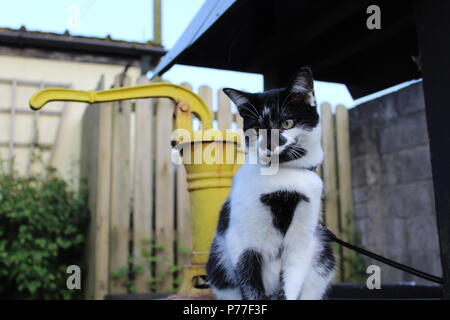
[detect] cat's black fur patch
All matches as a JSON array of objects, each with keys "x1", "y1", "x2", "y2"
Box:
[
  {"x1": 279, "y1": 145, "x2": 307, "y2": 163},
  {"x1": 260, "y1": 190, "x2": 309, "y2": 235},
  {"x1": 206, "y1": 240, "x2": 235, "y2": 289},
  {"x1": 216, "y1": 199, "x2": 230, "y2": 235},
  {"x1": 314, "y1": 223, "x2": 336, "y2": 277},
  {"x1": 277, "y1": 270, "x2": 286, "y2": 300},
  {"x1": 236, "y1": 249, "x2": 268, "y2": 300}
]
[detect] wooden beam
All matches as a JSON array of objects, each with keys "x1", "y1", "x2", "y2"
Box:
[
  {"x1": 0, "y1": 142, "x2": 52, "y2": 149},
  {"x1": 48, "y1": 102, "x2": 68, "y2": 167},
  {"x1": 8, "y1": 79, "x2": 17, "y2": 173},
  {"x1": 0, "y1": 108, "x2": 62, "y2": 116},
  {"x1": 27, "y1": 81, "x2": 44, "y2": 173},
  {"x1": 0, "y1": 77, "x2": 70, "y2": 88},
  {"x1": 414, "y1": 0, "x2": 450, "y2": 299}
]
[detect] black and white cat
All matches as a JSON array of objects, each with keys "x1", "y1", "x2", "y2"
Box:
[{"x1": 206, "y1": 67, "x2": 336, "y2": 300}]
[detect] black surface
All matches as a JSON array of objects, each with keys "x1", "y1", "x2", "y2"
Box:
[
  {"x1": 414, "y1": 0, "x2": 450, "y2": 299},
  {"x1": 105, "y1": 283, "x2": 443, "y2": 300},
  {"x1": 327, "y1": 283, "x2": 443, "y2": 300},
  {"x1": 162, "y1": 0, "x2": 421, "y2": 98}
]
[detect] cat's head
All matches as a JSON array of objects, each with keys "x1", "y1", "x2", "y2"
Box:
[{"x1": 223, "y1": 67, "x2": 322, "y2": 167}]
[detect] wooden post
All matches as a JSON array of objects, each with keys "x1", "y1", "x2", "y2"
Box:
[
  {"x1": 415, "y1": 0, "x2": 450, "y2": 298},
  {"x1": 132, "y1": 76, "x2": 154, "y2": 293},
  {"x1": 154, "y1": 97, "x2": 175, "y2": 292},
  {"x1": 217, "y1": 90, "x2": 233, "y2": 130},
  {"x1": 109, "y1": 75, "x2": 132, "y2": 294},
  {"x1": 153, "y1": 0, "x2": 162, "y2": 45},
  {"x1": 335, "y1": 105, "x2": 353, "y2": 280}
]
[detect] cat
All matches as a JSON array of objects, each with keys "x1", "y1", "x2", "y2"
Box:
[{"x1": 206, "y1": 67, "x2": 336, "y2": 300}]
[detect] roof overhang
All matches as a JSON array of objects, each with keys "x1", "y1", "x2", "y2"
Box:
[
  {"x1": 0, "y1": 28, "x2": 166, "y2": 63},
  {"x1": 153, "y1": 0, "x2": 421, "y2": 98}
]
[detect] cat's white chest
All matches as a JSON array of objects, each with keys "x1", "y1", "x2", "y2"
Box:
[
  {"x1": 232, "y1": 164, "x2": 323, "y2": 200},
  {"x1": 226, "y1": 164, "x2": 323, "y2": 263}
]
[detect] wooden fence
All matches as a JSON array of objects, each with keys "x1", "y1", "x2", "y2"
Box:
[{"x1": 81, "y1": 73, "x2": 353, "y2": 299}]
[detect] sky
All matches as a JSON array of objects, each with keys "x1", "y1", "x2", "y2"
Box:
[{"x1": 0, "y1": 0, "x2": 417, "y2": 110}]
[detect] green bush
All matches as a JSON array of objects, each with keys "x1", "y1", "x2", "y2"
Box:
[{"x1": 0, "y1": 168, "x2": 89, "y2": 299}]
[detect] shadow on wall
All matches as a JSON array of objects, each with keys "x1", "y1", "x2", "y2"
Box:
[{"x1": 349, "y1": 81, "x2": 442, "y2": 284}]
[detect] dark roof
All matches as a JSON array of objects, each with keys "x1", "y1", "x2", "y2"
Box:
[
  {"x1": 154, "y1": 0, "x2": 421, "y2": 98},
  {"x1": 0, "y1": 26, "x2": 166, "y2": 61}
]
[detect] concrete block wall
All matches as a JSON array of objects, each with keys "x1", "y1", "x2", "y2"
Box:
[{"x1": 349, "y1": 82, "x2": 442, "y2": 284}]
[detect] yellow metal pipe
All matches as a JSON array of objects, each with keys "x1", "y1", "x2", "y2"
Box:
[{"x1": 29, "y1": 82, "x2": 213, "y2": 133}]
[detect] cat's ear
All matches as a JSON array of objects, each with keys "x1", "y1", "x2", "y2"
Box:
[
  {"x1": 223, "y1": 88, "x2": 251, "y2": 108},
  {"x1": 287, "y1": 67, "x2": 316, "y2": 106}
]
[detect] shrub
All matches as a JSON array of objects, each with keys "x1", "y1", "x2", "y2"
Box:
[{"x1": 0, "y1": 168, "x2": 89, "y2": 299}]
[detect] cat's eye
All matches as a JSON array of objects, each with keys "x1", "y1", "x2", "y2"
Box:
[{"x1": 281, "y1": 119, "x2": 294, "y2": 130}]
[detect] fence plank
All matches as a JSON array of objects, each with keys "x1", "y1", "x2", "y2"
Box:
[
  {"x1": 81, "y1": 76, "x2": 104, "y2": 299},
  {"x1": 335, "y1": 105, "x2": 354, "y2": 280},
  {"x1": 321, "y1": 103, "x2": 341, "y2": 281},
  {"x1": 321, "y1": 103, "x2": 339, "y2": 234},
  {"x1": 217, "y1": 90, "x2": 233, "y2": 130},
  {"x1": 154, "y1": 97, "x2": 175, "y2": 292},
  {"x1": 109, "y1": 75, "x2": 132, "y2": 294},
  {"x1": 235, "y1": 113, "x2": 244, "y2": 130},
  {"x1": 198, "y1": 85, "x2": 213, "y2": 120},
  {"x1": 132, "y1": 76, "x2": 154, "y2": 293},
  {"x1": 81, "y1": 104, "x2": 99, "y2": 299},
  {"x1": 95, "y1": 101, "x2": 113, "y2": 299}
]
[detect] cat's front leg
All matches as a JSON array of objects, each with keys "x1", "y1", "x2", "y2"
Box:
[
  {"x1": 281, "y1": 241, "x2": 315, "y2": 300},
  {"x1": 235, "y1": 249, "x2": 268, "y2": 300}
]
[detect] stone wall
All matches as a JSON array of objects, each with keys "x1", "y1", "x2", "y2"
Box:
[{"x1": 349, "y1": 82, "x2": 442, "y2": 284}]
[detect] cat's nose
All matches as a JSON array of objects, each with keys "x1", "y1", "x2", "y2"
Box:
[{"x1": 261, "y1": 132, "x2": 287, "y2": 150}]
